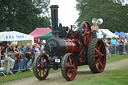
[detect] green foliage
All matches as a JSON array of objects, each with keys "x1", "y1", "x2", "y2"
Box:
[
  {"x1": 0, "y1": 0, "x2": 50, "y2": 34},
  {"x1": 76, "y1": 0, "x2": 128, "y2": 32}
]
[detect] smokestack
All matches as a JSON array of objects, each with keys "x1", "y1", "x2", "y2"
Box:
[{"x1": 50, "y1": 5, "x2": 59, "y2": 37}]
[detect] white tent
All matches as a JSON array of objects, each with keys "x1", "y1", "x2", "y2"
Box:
[
  {"x1": 0, "y1": 31, "x2": 34, "y2": 46},
  {"x1": 98, "y1": 29, "x2": 119, "y2": 38},
  {"x1": 125, "y1": 33, "x2": 128, "y2": 35}
]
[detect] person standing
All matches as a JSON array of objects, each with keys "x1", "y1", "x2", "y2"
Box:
[
  {"x1": 35, "y1": 43, "x2": 41, "y2": 56},
  {"x1": 13, "y1": 45, "x2": 22, "y2": 73},
  {"x1": 115, "y1": 39, "x2": 120, "y2": 56},
  {"x1": 23, "y1": 43, "x2": 31, "y2": 70},
  {"x1": 27, "y1": 44, "x2": 37, "y2": 70},
  {"x1": 91, "y1": 20, "x2": 99, "y2": 38},
  {"x1": 111, "y1": 37, "x2": 117, "y2": 54},
  {"x1": 5, "y1": 43, "x2": 15, "y2": 74},
  {"x1": 5, "y1": 43, "x2": 10, "y2": 50},
  {"x1": 104, "y1": 39, "x2": 111, "y2": 58},
  {"x1": 41, "y1": 40, "x2": 46, "y2": 54},
  {"x1": 21, "y1": 46, "x2": 24, "y2": 53},
  {"x1": 0, "y1": 47, "x2": 5, "y2": 67},
  {"x1": 123, "y1": 37, "x2": 127, "y2": 52},
  {"x1": 111, "y1": 37, "x2": 117, "y2": 46},
  {"x1": 31, "y1": 44, "x2": 37, "y2": 63},
  {"x1": 118, "y1": 37, "x2": 124, "y2": 55}
]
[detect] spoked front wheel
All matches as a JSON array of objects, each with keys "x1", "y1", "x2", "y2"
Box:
[
  {"x1": 33, "y1": 54, "x2": 50, "y2": 80},
  {"x1": 61, "y1": 53, "x2": 78, "y2": 81}
]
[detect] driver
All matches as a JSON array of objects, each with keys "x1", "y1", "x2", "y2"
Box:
[
  {"x1": 81, "y1": 21, "x2": 91, "y2": 44},
  {"x1": 82, "y1": 21, "x2": 89, "y2": 36}
]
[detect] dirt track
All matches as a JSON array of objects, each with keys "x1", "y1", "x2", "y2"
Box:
[{"x1": 1, "y1": 58, "x2": 128, "y2": 85}]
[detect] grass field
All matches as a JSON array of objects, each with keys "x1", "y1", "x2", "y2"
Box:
[
  {"x1": 71, "y1": 66, "x2": 128, "y2": 85},
  {"x1": 0, "y1": 54, "x2": 128, "y2": 84}
]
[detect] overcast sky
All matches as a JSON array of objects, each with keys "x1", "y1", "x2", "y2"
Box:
[{"x1": 50, "y1": 0, "x2": 79, "y2": 27}]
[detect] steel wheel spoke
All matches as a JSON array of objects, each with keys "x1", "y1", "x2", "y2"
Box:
[
  {"x1": 95, "y1": 48, "x2": 101, "y2": 54},
  {"x1": 67, "y1": 69, "x2": 71, "y2": 76},
  {"x1": 39, "y1": 70, "x2": 41, "y2": 76},
  {"x1": 99, "y1": 62, "x2": 103, "y2": 67},
  {"x1": 95, "y1": 55, "x2": 99, "y2": 58},
  {"x1": 101, "y1": 53, "x2": 104, "y2": 56},
  {"x1": 95, "y1": 57, "x2": 101, "y2": 64},
  {"x1": 43, "y1": 69, "x2": 46, "y2": 75},
  {"x1": 95, "y1": 48, "x2": 104, "y2": 56},
  {"x1": 98, "y1": 44, "x2": 102, "y2": 50}
]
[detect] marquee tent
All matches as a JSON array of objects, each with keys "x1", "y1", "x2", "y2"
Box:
[
  {"x1": 98, "y1": 29, "x2": 119, "y2": 38},
  {"x1": 125, "y1": 33, "x2": 128, "y2": 35},
  {"x1": 119, "y1": 32, "x2": 128, "y2": 37},
  {"x1": 0, "y1": 31, "x2": 34, "y2": 46},
  {"x1": 39, "y1": 32, "x2": 52, "y2": 39},
  {"x1": 29, "y1": 28, "x2": 52, "y2": 39},
  {"x1": 114, "y1": 31, "x2": 121, "y2": 36},
  {"x1": 114, "y1": 31, "x2": 128, "y2": 37}
]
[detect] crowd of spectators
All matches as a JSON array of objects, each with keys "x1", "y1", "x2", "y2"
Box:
[
  {"x1": 0, "y1": 37, "x2": 128, "y2": 76},
  {"x1": 0, "y1": 40, "x2": 46, "y2": 75},
  {"x1": 104, "y1": 37, "x2": 128, "y2": 57}
]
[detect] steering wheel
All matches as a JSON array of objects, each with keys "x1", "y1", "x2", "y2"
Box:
[{"x1": 80, "y1": 21, "x2": 92, "y2": 46}]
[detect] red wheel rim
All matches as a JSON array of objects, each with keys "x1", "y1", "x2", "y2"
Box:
[
  {"x1": 95, "y1": 40, "x2": 106, "y2": 72},
  {"x1": 37, "y1": 55, "x2": 50, "y2": 79},
  {"x1": 65, "y1": 55, "x2": 77, "y2": 80}
]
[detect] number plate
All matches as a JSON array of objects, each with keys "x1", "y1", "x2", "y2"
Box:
[{"x1": 55, "y1": 59, "x2": 60, "y2": 63}]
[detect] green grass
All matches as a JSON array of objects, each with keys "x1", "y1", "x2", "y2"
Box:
[
  {"x1": 0, "y1": 71, "x2": 33, "y2": 83},
  {"x1": 107, "y1": 54, "x2": 128, "y2": 63},
  {"x1": 0, "y1": 54, "x2": 128, "y2": 84},
  {"x1": 71, "y1": 67, "x2": 128, "y2": 85}
]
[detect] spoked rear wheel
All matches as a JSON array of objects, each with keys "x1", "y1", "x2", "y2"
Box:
[
  {"x1": 33, "y1": 54, "x2": 50, "y2": 80},
  {"x1": 88, "y1": 38, "x2": 106, "y2": 73},
  {"x1": 61, "y1": 53, "x2": 78, "y2": 81}
]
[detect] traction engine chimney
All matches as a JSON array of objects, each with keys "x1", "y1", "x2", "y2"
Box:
[{"x1": 50, "y1": 5, "x2": 59, "y2": 38}]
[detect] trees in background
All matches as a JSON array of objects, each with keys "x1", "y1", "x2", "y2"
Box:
[
  {"x1": 0, "y1": 0, "x2": 50, "y2": 34},
  {"x1": 76, "y1": 0, "x2": 128, "y2": 32}
]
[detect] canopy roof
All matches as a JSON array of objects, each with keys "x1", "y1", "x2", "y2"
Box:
[
  {"x1": 114, "y1": 31, "x2": 122, "y2": 37},
  {"x1": 39, "y1": 32, "x2": 52, "y2": 39},
  {"x1": 29, "y1": 28, "x2": 52, "y2": 39},
  {"x1": 114, "y1": 31, "x2": 128, "y2": 37},
  {"x1": 99, "y1": 29, "x2": 119, "y2": 38},
  {"x1": 119, "y1": 32, "x2": 128, "y2": 37},
  {"x1": 0, "y1": 31, "x2": 34, "y2": 41},
  {"x1": 114, "y1": 31, "x2": 120, "y2": 35}
]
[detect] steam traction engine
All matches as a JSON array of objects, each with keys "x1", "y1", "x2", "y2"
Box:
[{"x1": 33, "y1": 5, "x2": 106, "y2": 81}]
